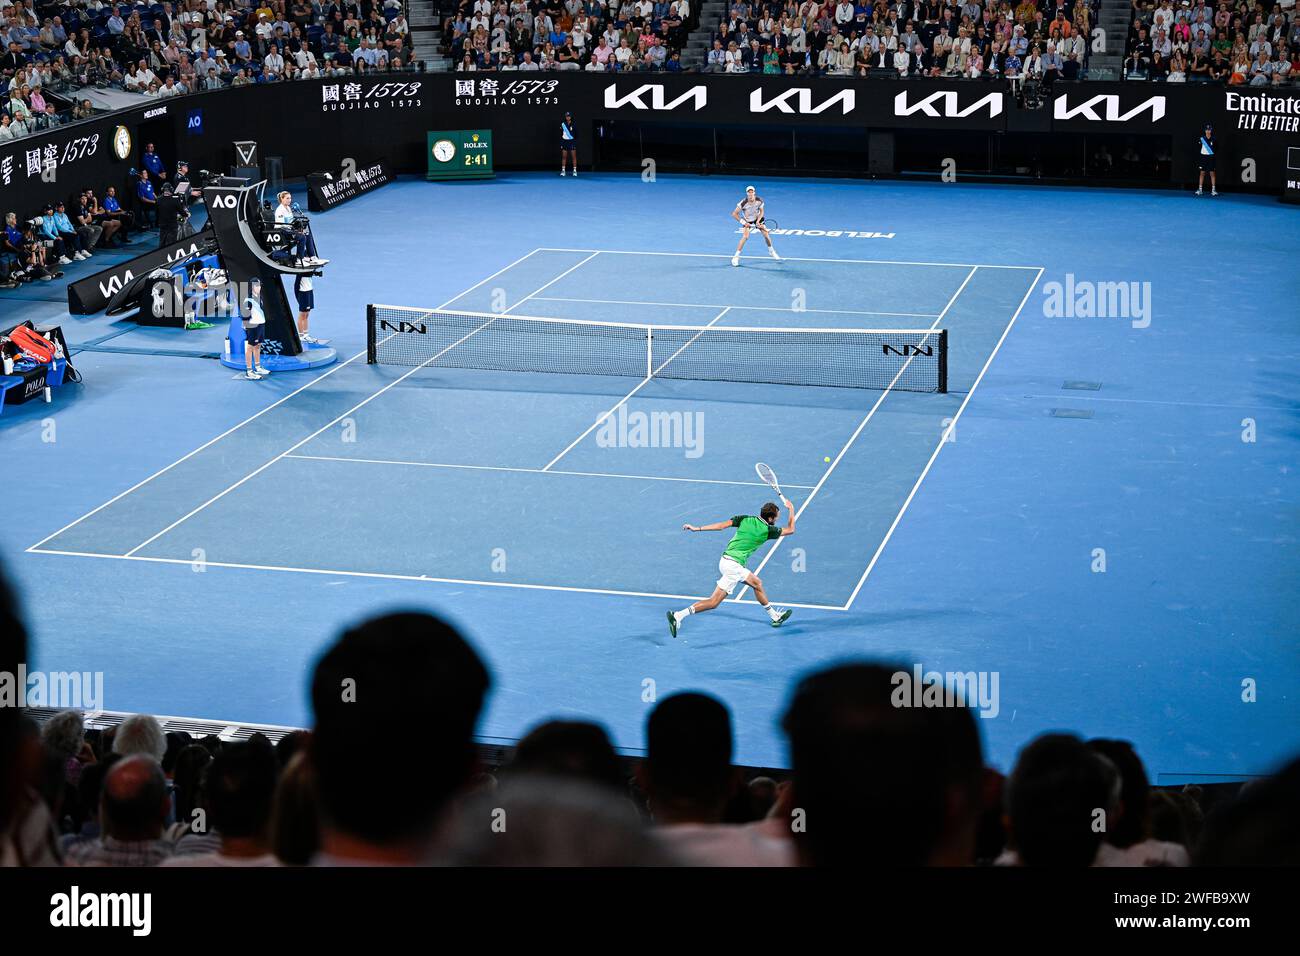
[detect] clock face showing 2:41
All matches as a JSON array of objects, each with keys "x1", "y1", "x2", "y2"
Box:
[{"x1": 432, "y1": 139, "x2": 455, "y2": 163}]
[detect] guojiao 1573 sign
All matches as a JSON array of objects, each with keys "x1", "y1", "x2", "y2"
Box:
[{"x1": 320, "y1": 81, "x2": 424, "y2": 112}]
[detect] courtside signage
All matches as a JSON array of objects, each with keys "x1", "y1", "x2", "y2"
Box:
[{"x1": 427, "y1": 130, "x2": 494, "y2": 181}]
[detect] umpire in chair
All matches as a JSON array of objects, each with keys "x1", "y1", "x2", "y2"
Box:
[{"x1": 273, "y1": 190, "x2": 327, "y2": 268}]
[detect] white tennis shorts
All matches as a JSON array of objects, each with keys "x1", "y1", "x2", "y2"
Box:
[{"x1": 716, "y1": 556, "x2": 750, "y2": 595}]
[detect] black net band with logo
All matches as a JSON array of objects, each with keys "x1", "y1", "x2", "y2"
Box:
[{"x1": 366, "y1": 305, "x2": 947, "y2": 393}]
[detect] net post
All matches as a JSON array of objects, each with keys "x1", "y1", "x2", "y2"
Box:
[
  {"x1": 646, "y1": 326, "x2": 653, "y2": 378},
  {"x1": 366, "y1": 304, "x2": 377, "y2": 364},
  {"x1": 937, "y1": 328, "x2": 948, "y2": 394}
]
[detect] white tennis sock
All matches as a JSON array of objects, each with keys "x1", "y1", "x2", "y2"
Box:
[
  {"x1": 674, "y1": 607, "x2": 694, "y2": 624},
  {"x1": 760, "y1": 601, "x2": 780, "y2": 620}
]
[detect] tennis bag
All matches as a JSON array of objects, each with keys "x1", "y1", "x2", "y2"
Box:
[{"x1": 10, "y1": 324, "x2": 56, "y2": 364}]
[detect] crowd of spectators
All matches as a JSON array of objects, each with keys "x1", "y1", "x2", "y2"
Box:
[
  {"x1": 1125, "y1": 0, "x2": 1299, "y2": 83},
  {"x1": 1, "y1": 567, "x2": 1295, "y2": 866},
  {"x1": 697, "y1": 0, "x2": 1095, "y2": 77},
  {"x1": 445, "y1": 0, "x2": 696, "y2": 72},
  {"x1": 1, "y1": 0, "x2": 422, "y2": 142},
  {"x1": 444, "y1": 0, "x2": 1097, "y2": 79}
]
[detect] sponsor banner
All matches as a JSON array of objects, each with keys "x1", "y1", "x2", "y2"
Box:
[
  {"x1": 1050, "y1": 83, "x2": 1170, "y2": 130},
  {"x1": 1220, "y1": 90, "x2": 1300, "y2": 134},
  {"x1": 307, "y1": 160, "x2": 393, "y2": 211},
  {"x1": 66, "y1": 227, "x2": 215, "y2": 314},
  {"x1": 320, "y1": 79, "x2": 425, "y2": 112}
]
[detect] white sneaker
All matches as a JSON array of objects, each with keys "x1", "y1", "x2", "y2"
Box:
[
  {"x1": 1195, "y1": 188, "x2": 1202, "y2": 196},
  {"x1": 559, "y1": 170, "x2": 566, "y2": 177},
  {"x1": 73, "y1": 251, "x2": 88, "y2": 260},
  {"x1": 244, "y1": 370, "x2": 262, "y2": 380},
  {"x1": 572, "y1": 170, "x2": 578, "y2": 176},
  {"x1": 769, "y1": 247, "x2": 781, "y2": 260},
  {"x1": 1211, "y1": 189, "x2": 1218, "y2": 197},
  {"x1": 254, "y1": 365, "x2": 270, "y2": 375},
  {"x1": 731, "y1": 255, "x2": 740, "y2": 267},
  {"x1": 300, "y1": 332, "x2": 317, "y2": 344},
  {"x1": 58, "y1": 256, "x2": 72, "y2": 265}
]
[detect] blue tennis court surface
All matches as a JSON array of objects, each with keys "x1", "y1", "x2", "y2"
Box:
[{"x1": 5, "y1": 173, "x2": 1297, "y2": 778}]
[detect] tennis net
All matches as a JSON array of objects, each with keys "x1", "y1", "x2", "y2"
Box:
[{"x1": 366, "y1": 305, "x2": 948, "y2": 393}]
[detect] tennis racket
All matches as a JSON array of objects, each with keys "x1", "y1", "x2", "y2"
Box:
[
  {"x1": 741, "y1": 218, "x2": 778, "y2": 231},
  {"x1": 755, "y1": 462, "x2": 785, "y2": 499}
]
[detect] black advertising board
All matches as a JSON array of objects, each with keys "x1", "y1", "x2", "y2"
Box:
[
  {"x1": 3, "y1": 76, "x2": 1300, "y2": 214},
  {"x1": 306, "y1": 161, "x2": 393, "y2": 211},
  {"x1": 66, "y1": 227, "x2": 216, "y2": 315}
]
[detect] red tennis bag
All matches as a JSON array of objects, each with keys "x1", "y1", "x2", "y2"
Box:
[{"x1": 9, "y1": 325, "x2": 56, "y2": 364}]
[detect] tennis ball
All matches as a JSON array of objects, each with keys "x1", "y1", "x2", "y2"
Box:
[{"x1": 823, "y1": 456, "x2": 831, "y2": 463}]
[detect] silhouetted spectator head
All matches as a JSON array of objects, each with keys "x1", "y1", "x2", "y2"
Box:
[
  {"x1": 439, "y1": 776, "x2": 678, "y2": 866},
  {"x1": 270, "y1": 749, "x2": 319, "y2": 866},
  {"x1": 782, "y1": 663, "x2": 984, "y2": 866},
  {"x1": 172, "y1": 744, "x2": 212, "y2": 829},
  {"x1": 102, "y1": 755, "x2": 168, "y2": 842},
  {"x1": 162, "y1": 730, "x2": 194, "y2": 774},
  {"x1": 510, "y1": 720, "x2": 624, "y2": 792},
  {"x1": 1088, "y1": 738, "x2": 1150, "y2": 848},
  {"x1": 310, "y1": 612, "x2": 490, "y2": 854},
  {"x1": 1005, "y1": 734, "x2": 1116, "y2": 866},
  {"x1": 41, "y1": 710, "x2": 86, "y2": 762},
  {"x1": 112, "y1": 714, "x2": 166, "y2": 761},
  {"x1": 205, "y1": 735, "x2": 278, "y2": 840},
  {"x1": 1196, "y1": 757, "x2": 1300, "y2": 865},
  {"x1": 640, "y1": 693, "x2": 736, "y2": 823},
  {"x1": 275, "y1": 730, "x2": 309, "y2": 768}
]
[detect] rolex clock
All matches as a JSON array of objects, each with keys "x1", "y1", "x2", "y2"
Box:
[{"x1": 427, "y1": 130, "x2": 494, "y2": 181}]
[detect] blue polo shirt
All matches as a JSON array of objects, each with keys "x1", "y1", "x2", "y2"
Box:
[
  {"x1": 136, "y1": 179, "x2": 156, "y2": 201},
  {"x1": 142, "y1": 151, "x2": 163, "y2": 175},
  {"x1": 104, "y1": 195, "x2": 121, "y2": 212},
  {"x1": 4, "y1": 224, "x2": 23, "y2": 250}
]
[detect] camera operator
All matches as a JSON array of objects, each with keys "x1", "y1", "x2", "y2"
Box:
[{"x1": 156, "y1": 181, "x2": 188, "y2": 247}]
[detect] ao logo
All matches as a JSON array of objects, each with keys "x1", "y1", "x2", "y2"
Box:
[{"x1": 210, "y1": 194, "x2": 239, "y2": 209}]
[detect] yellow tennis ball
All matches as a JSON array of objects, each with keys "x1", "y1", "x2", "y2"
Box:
[{"x1": 823, "y1": 456, "x2": 831, "y2": 463}]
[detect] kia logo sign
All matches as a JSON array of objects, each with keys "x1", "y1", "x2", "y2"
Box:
[
  {"x1": 1053, "y1": 94, "x2": 1166, "y2": 122},
  {"x1": 603, "y1": 83, "x2": 707, "y2": 111},
  {"x1": 750, "y1": 88, "x2": 855, "y2": 115},
  {"x1": 894, "y1": 90, "x2": 1004, "y2": 118}
]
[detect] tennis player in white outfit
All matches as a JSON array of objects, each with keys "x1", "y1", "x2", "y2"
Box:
[{"x1": 730, "y1": 185, "x2": 781, "y2": 266}]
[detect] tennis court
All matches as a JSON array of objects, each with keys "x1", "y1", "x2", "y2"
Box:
[
  {"x1": 9, "y1": 173, "x2": 1297, "y2": 776},
  {"x1": 28, "y1": 248, "x2": 1041, "y2": 612}
]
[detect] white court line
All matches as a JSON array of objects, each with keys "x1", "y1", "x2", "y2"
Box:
[
  {"x1": 27, "y1": 247, "x2": 547, "y2": 554},
  {"x1": 541, "y1": 305, "x2": 733, "y2": 472},
  {"x1": 120, "y1": 251, "x2": 602, "y2": 558},
  {"x1": 538, "y1": 247, "x2": 1043, "y2": 270},
  {"x1": 530, "y1": 295, "x2": 937, "y2": 319},
  {"x1": 26, "y1": 549, "x2": 847, "y2": 611},
  {"x1": 731, "y1": 265, "x2": 979, "y2": 605},
  {"x1": 284, "y1": 454, "x2": 818, "y2": 489},
  {"x1": 839, "y1": 267, "x2": 1046, "y2": 610}
]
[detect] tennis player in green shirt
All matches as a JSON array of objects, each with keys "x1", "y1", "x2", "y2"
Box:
[{"x1": 668, "y1": 497, "x2": 795, "y2": 638}]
